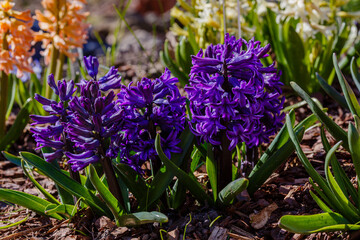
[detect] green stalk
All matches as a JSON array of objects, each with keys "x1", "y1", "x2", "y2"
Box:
[
  {"x1": 45, "y1": 45, "x2": 59, "y2": 99},
  {"x1": 216, "y1": 131, "x2": 233, "y2": 191},
  {"x1": 0, "y1": 70, "x2": 8, "y2": 139},
  {"x1": 55, "y1": 52, "x2": 65, "y2": 82},
  {"x1": 101, "y1": 156, "x2": 125, "y2": 208},
  {"x1": 0, "y1": 32, "x2": 9, "y2": 139}
]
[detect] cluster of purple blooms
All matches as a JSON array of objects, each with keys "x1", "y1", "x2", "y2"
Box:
[
  {"x1": 185, "y1": 34, "x2": 284, "y2": 150},
  {"x1": 30, "y1": 56, "x2": 186, "y2": 172},
  {"x1": 30, "y1": 34, "x2": 284, "y2": 173},
  {"x1": 115, "y1": 69, "x2": 186, "y2": 172}
]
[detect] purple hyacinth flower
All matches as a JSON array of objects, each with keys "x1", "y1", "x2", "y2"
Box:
[
  {"x1": 65, "y1": 57, "x2": 124, "y2": 171},
  {"x1": 185, "y1": 34, "x2": 284, "y2": 150},
  {"x1": 115, "y1": 68, "x2": 186, "y2": 172}
]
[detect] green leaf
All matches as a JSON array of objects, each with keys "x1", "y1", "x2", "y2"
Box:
[
  {"x1": 118, "y1": 211, "x2": 168, "y2": 227},
  {"x1": 321, "y1": 128, "x2": 358, "y2": 205},
  {"x1": 206, "y1": 143, "x2": 217, "y2": 201},
  {"x1": 179, "y1": 37, "x2": 194, "y2": 74},
  {"x1": 350, "y1": 57, "x2": 360, "y2": 93},
  {"x1": 113, "y1": 163, "x2": 147, "y2": 201},
  {"x1": 6, "y1": 76, "x2": 16, "y2": 118},
  {"x1": 324, "y1": 142, "x2": 360, "y2": 222},
  {"x1": 45, "y1": 204, "x2": 77, "y2": 216},
  {"x1": 217, "y1": 178, "x2": 248, "y2": 206},
  {"x1": 279, "y1": 213, "x2": 360, "y2": 234},
  {"x1": 248, "y1": 113, "x2": 318, "y2": 195},
  {"x1": 160, "y1": 40, "x2": 189, "y2": 86},
  {"x1": 169, "y1": 179, "x2": 187, "y2": 210},
  {"x1": 317, "y1": 73, "x2": 348, "y2": 109},
  {"x1": 285, "y1": 114, "x2": 342, "y2": 211},
  {"x1": 0, "y1": 215, "x2": 29, "y2": 229},
  {"x1": 42, "y1": 147, "x2": 75, "y2": 205},
  {"x1": 333, "y1": 53, "x2": 360, "y2": 117},
  {"x1": 0, "y1": 98, "x2": 33, "y2": 150},
  {"x1": 290, "y1": 81, "x2": 349, "y2": 151},
  {"x1": 190, "y1": 148, "x2": 202, "y2": 172},
  {"x1": 21, "y1": 159, "x2": 60, "y2": 205},
  {"x1": 349, "y1": 123, "x2": 360, "y2": 181},
  {"x1": 247, "y1": 127, "x2": 304, "y2": 196},
  {"x1": 309, "y1": 190, "x2": 332, "y2": 213},
  {"x1": 89, "y1": 165, "x2": 124, "y2": 226},
  {"x1": 0, "y1": 188, "x2": 62, "y2": 220},
  {"x1": 2, "y1": 151, "x2": 21, "y2": 167},
  {"x1": 155, "y1": 133, "x2": 213, "y2": 205},
  {"x1": 141, "y1": 126, "x2": 194, "y2": 210},
  {"x1": 20, "y1": 152, "x2": 111, "y2": 217}
]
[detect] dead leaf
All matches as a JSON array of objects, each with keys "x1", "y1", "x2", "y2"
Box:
[{"x1": 249, "y1": 202, "x2": 278, "y2": 229}]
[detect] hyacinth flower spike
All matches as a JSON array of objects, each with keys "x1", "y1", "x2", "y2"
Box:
[
  {"x1": 115, "y1": 68, "x2": 186, "y2": 174},
  {"x1": 185, "y1": 34, "x2": 284, "y2": 191},
  {"x1": 30, "y1": 74, "x2": 81, "y2": 185},
  {"x1": 64, "y1": 56, "x2": 125, "y2": 206}
]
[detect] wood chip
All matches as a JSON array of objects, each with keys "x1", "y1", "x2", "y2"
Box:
[
  {"x1": 208, "y1": 226, "x2": 228, "y2": 240},
  {"x1": 230, "y1": 225, "x2": 255, "y2": 239}
]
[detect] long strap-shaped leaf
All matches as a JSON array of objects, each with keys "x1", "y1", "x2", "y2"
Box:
[
  {"x1": 324, "y1": 142, "x2": 360, "y2": 222},
  {"x1": 20, "y1": 152, "x2": 111, "y2": 217},
  {"x1": 279, "y1": 212, "x2": 360, "y2": 234},
  {"x1": 21, "y1": 159, "x2": 60, "y2": 205},
  {"x1": 290, "y1": 81, "x2": 349, "y2": 151},
  {"x1": 154, "y1": 133, "x2": 213, "y2": 205},
  {"x1": 248, "y1": 113, "x2": 318, "y2": 195},
  {"x1": 0, "y1": 188, "x2": 63, "y2": 220},
  {"x1": 309, "y1": 190, "x2": 332, "y2": 213},
  {"x1": 321, "y1": 128, "x2": 358, "y2": 205},
  {"x1": 0, "y1": 98, "x2": 33, "y2": 150},
  {"x1": 333, "y1": 53, "x2": 360, "y2": 117},
  {"x1": 317, "y1": 73, "x2": 348, "y2": 109},
  {"x1": 89, "y1": 165, "x2": 125, "y2": 226},
  {"x1": 348, "y1": 122, "x2": 360, "y2": 207},
  {"x1": 350, "y1": 57, "x2": 360, "y2": 93},
  {"x1": 285, "y1": 115, "x2": 348, "y2": 215},
  {"x1": 139, "y1": 126, "x2": 194, "y2": 210}
]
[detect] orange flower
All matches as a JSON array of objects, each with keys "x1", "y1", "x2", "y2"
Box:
[
  {"x1": 0, "y1": 0, "x2": 34, "y2": 77},
  {"x1": 35, "y1": 0, "x2": 89, "y2": 64}
]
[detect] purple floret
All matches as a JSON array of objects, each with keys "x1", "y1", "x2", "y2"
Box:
[
  {"x1": 185, "y1": 34, "x2": 284, "y2": 150},
  {"x1": 115, "y1": 68, "x2": 186, "y2": 172}
]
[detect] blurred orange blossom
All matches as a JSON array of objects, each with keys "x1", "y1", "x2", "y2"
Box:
[
  {"x1": 0, "y1": 0, "x2": 34, "y2": 77},
  {"x1": 34, "y1": 0, "x2": 90, "y2": 64}
]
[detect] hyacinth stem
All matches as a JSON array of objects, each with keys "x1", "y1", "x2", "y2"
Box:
[
  {"x1": 216, "y1": 130, "x2": 233, "y2": 192},
  {"x1": 55, "y1": 53, "x2": 65, "y2": 82},
  {"x1": 0, "y1": 70, "x2": 8, "y2": 139},
  {"x1": 0, "y1": 33, "x2": 9, "y2": 139},
  {"x1": 101, "y1": 156, "x2": 125, "y2": 207},
  {"x1": 244, "y1": 147, "x2": 258, "y2": 177},
  {"x1": 45, "y1": 45, "x2": 59, "y2": 99}
]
